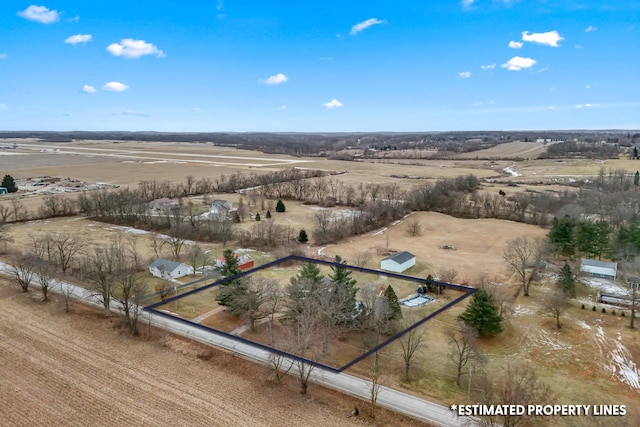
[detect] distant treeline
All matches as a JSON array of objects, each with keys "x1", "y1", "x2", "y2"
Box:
[{"x1": 2, "y1": 130, "x2": 637, "y2": 158}]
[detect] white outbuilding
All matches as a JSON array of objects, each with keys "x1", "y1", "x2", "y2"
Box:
[
  {"x1": 381, "y1": 251, "x2": 416, "y2": 273},
  {"x1": 580, "y1": 259, "x2": 617, "y2": 280},
  {"x1": 149, "y1": 258, "x2": 194, "y2": 280}
]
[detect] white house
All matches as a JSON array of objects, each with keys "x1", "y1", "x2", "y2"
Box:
[
  {"x1": 381, "y1": 251, "x2": 416, "y2": 273},
  {"x1": 206, "y1": 199, "x2": 237, "y2": 221},
  {"x1": 580, "y1": 259, "x2": 617, "y2": 280},
  {"x1": 149, "y1": 258, "x2": 194, "y2": 280}
]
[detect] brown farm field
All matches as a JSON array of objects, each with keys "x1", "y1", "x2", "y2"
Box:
[
  {"x1": 1, "y1": 139, "x2": 639, "y2": 426},
  {"x1": 0, "y1": 279, "x2": 427, "y2": 427}
]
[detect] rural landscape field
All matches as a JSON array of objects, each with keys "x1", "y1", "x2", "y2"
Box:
[{"x1": 0, "y1": 132, "x2": 638, "y2": 426}]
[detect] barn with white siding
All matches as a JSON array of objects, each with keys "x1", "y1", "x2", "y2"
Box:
[
  {"x1": 580, "y1": 259, "x2": 617, "y2": 280},
  {"x1": 381, "y1": 251, "x2": 416, "y2": 273}
]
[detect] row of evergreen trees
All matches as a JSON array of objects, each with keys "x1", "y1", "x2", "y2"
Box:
[
  {"x1": 216, "y1": 252, "x2": 402, "y2": 336},
  {"x1": 548, "y1": 215, "x2": 640, "y2": 260}
]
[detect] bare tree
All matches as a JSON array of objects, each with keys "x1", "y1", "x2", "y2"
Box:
[
  {"x1": 406, "y1": 218, "x2": 423, "y2": 237},
  {"x1": 49, "y1": 232, "x2": 85, "y2": 274},
  {"x1": 58, "y1": 279, "x2": 76, "y2": 312},
  {"x1": 352, "y1": 250, "x2": 372, "y2": 268},
  {"x1": 544, "y1": 288, "x2": 567, "y2": 329},
  {"x1": 479, "y1": 275, "x2": 513, "y2": 319},
  {"x1": 503, "y1": 236, "x2": 544, "y2": 297},
  {"x1": 112, "y1": 258, "x2": 147, "y2": 335},
  {"x1": 399, "y1": 316, "x2": 426, "y2": 381},
  {"x1": 186, "y1": 245, "x2": 206, "y2": 276},
  {"x1": 0, "y1": 204, "x2": 11, "y2": 222},
  {"x1": 11, "y1": 254, "x2": 37, "y2": 292},
  {"x1": 474, "y1": 363, "x2": 552, "y2": 427},
  {"x1": 438, "y1": 268, "x2": 458, "y2": 284},
  {"x1": 447, "y1": 323, "x2": 484, "y2": 386},
  {"x1": 266, "y1": 352, "x2": 293, "y2": 385},
  {"x1": 10, "y1": 197, "x2": 26, "y2": 221},
  {"x1": 148, "y1": 233, "x2": 166, "y2": 259},
  {"x1": 85, "y1": 244, "x2": 119, "y2": 317},
  {"x1": 368, "y1": 351, "x2": 384, "y2": 419},
  {"x1": 279, "y1": 297, "x2": 322, "y2": 395},
  {"x1": 166, "y1": 232, "x2": 187, "y2": 259},
  {"x1": 34, "y1": 258, "x2": 57, "y2": 301}
]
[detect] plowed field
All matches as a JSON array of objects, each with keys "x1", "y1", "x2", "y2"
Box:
[{"x1": 0, "y1": 280, "x2": 422, "y2": 427}]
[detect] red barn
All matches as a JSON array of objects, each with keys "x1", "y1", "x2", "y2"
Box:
[{"x1": 217, "y1": 253, "x2": 254, "y2": 270}]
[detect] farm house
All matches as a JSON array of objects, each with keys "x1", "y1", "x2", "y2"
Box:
[
  {"x1": 381, "y1": 251, "x2": 416, "y2": 273},
  {"x1": 580, "y1": 259, "x2": 617, "y2": 280},
  {"x1": 149, "y1": 258, "x2": 194, "y2": 279}
]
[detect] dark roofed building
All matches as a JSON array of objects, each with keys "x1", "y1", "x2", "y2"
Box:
[{"x1": 381, "y1": 251, "x2": 416, "y2": 273}]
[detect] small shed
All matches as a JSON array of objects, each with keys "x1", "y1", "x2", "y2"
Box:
[
  {"x1": 381, "y1": 251, "x2": 416, "y2": 273},
  {"x1": 580, "y1": 259, "x2": 617, "y2": 280},
  {"x1": 149, "y1": 258, "x2": 194, "y2": 280}
]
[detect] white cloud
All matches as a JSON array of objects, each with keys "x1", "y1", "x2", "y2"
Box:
[
  {"x1": 123, "y1": 109, "x2": 148, "y2": 117},
  {"x1": 277, "y1": 105, "x2": 287, "y2": 111},
  {"x1": 509, "y1": 40, "x2": 523, "y2": 49},
  {"x1": 585, "y1": 26, "x2": 597, "y2": 32},
  {"x1": 0, "y1": 104, "x2": 8, "y2": 111},
  {"x1": 521, "y1": 30, "x2": 564, "y2": 47},
  {"x1": 102, "y1": 82, "x2": 129, "y2": 92},
  {"x1": 262, "y1": 73, "x2": 288, "y2": 85},
  {"x1": 67, "y1": 15, "x2": 79, "y2": 23},
  {"x1": 462, "y1": 0, "x2": 476, "y2": 7},
  {"x1": 82, "y1": 85, "x2": 96, "y2": 94},
  {"x1": 323, "y1": 99, "x2": 343, "y2": 109},
  {"x1": 17, "y1": 5, "x2": 60, "y2": 24},
  {"x1": 0, "y1": 53, "x2": 7, "y2": 60},
  {"x1": 576, "y1": 103, "x2": 598, "y2": 109},
  {"x1": 481, "y1": 63, "x2": 496, "y2": 70},
  {"x1": 501, "y1": 56, "x2": 537, "y2": 71},
  {"x1": 585, "y1": 85, "x2": 591, "y2": 89},
  {"x1": 350, "y1": 18, "x2": 385, "y2": 35},
  {"x1": 459, "y1": 71, "x2": 471, "y2": 79},
  {"x1": 107, "y1": 39, "x2": 165, "y2": 58},
  {"x1": 64, "y1": 34, "x2": 92, "y2": 45}
]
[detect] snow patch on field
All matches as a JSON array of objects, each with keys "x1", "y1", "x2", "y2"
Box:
[
  {"x1": 512, "y1": 305, "x2": 534, "y2": 316},
  {"x1": 503, "y1": 165, "x2": 520, "y2": 177},
  {"x1": 535, "y1": 329, "x2": 571, "y2": 351},
  {"x1": 582, "y1": 277, "x2": 629, "y2": 296},
  {"x1": 371, "y1": 228, "x2": 387, "y2": 236},
  {"x1": 576, "y1": 320, "x2": 592, "y2": 330},
  {"x1": 595, "y1": 326, "x2": 639, "y2": 390}
]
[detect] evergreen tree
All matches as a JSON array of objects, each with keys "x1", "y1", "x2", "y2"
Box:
[
  {"x1": 255, "y1": 212, "x2": 261, "y2": 221},
  {"x1": 217, "y1": 249, "x2": 245, "y2": 308},
  {"x1": 548, "y1": 216, "x2": 577, "y2": 257},
  {"x1": 266, "y1": 210, "x2": 272, "y2": 219},
  {"x1": 556, "y1": 262, "x2": 576, "y2": 298},
  {"x1": 275, "y1": 199, "x2": 286, "y2": 213},
  {"x1": 458, "y1": 289, "x2": 503, "y2": 337},
  {"x1": 383, "y1": 285, "x2": 402, "y2": 321},
  {"x1": 1, "y1": 175, "x2": 17, "y2": 193},
  {"x1": 298, "y1": 229, "x2": 308, "y2": 243},
  {"x1": 283, "y1": 262, "x2": 323, "y2": 324},
  {"x1": 328, "y1": 255, "x2": 360, "y2": 326}
]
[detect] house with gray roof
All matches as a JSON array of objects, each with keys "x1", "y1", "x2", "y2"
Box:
[
  {"x1": 381, "y1": 251, "x2": 416, "y2": 273},
  {"x1": 149, "y1": 258, "x2": 194, "y2": 280}
]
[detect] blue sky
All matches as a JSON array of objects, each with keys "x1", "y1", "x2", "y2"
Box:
[{"x1": 1, "y1": 1, "x2": 639, "y2": 132}]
